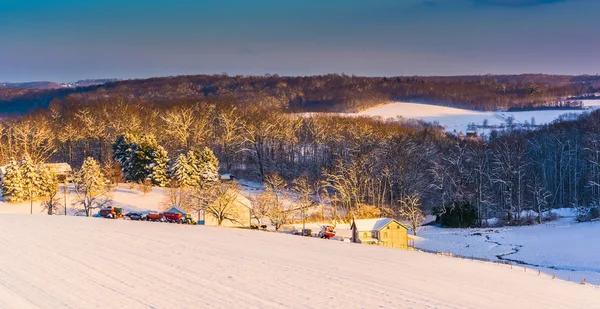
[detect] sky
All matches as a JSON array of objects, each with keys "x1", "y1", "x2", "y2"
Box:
[{"x1": 1, "y1": 0, "x2": 599, "y2": 82}]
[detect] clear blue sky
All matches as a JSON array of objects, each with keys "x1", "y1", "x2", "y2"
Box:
[{"x1": 1, "y1": 0, "x2": 599, "y2": 82}]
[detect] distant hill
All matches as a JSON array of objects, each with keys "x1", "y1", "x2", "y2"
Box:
[
  {"x1": 0, "y1": 74, "x2": 598, "y2": 114},
  {"x1": 0, "y1": 79, "x2": 118, "y2": 90},
  {"x1": 0, "y1": 81, "x2": 64, "y2": 89}
]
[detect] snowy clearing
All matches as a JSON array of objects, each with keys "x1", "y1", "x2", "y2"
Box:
[
  {"x1": 415, "y1": 217, "x2": 600, "y2": 285},
  {"x1": 0, "y1": 214, "x2": 598, "y2": 309},
  {"x1": 355, "y1": 100, "x2": 600, "y2": 134}
]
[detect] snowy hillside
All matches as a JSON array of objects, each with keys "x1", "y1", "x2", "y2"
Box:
[
  {"x1": 356, "y1": 100, "x2": 600, "y2": 134},
  {"x1": 0, "y1": 214, "x2": 598, "y2": 309}
]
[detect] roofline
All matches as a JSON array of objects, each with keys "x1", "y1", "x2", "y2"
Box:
[{"x1": 351, "y1": 218, "x2": 409, "y2": 231}]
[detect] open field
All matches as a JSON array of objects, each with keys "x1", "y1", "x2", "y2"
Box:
[
  {"x1": 356, "y1": 100, "x2": 600, "y2": 134},
  {"x1": 0, "y1": 214, "x2": 598, "y2": 309}
]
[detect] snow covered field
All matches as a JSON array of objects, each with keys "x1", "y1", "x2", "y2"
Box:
[
  {"x1": 0, "y1": 184, "x2": 169, "y2": 215},
  {"x1": 356, "y1": 100, "x2": 600, "y2": 134},
  {"x1": 415, "y1": 217, "x2": 600, "y2": 285},
  {"x1": 0, "y1": 214, "x2": 598, "y2": 309}
]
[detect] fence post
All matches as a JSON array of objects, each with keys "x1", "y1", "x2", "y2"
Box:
[{"x1": 552, "y1": 272, "x2": 555, "y2": 279}]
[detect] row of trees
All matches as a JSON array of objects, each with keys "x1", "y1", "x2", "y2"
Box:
[
  {"x1": 3, "y1": 96, "x2": 600, "y2": 227},
  {"x1": 4, "y1": 73, "x2": 598, "y2": 114}
]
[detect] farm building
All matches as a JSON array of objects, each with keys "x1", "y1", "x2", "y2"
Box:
[
  {"x1": 0, "y1": 162, "x2": 72, "y2": 183},
  {"x1": 43, "y1": 163, "x2": 73, "y2": 181},
  {"x1": 351, "y1": 218, "x2": 413, "y2": 249},
  {"x1": 199, "y1": 194, "x2": 253, "y2": 228}
]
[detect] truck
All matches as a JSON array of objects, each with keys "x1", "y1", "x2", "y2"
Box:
[
  {"x1": 318, "y1": 225, "x2": 336, "y2": 239},
  {"x1": 99, "y1": 206, "x2": 123, "y2": 219}
]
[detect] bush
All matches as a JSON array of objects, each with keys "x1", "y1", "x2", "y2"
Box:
[
  {"x1": 591, "y1": 207, "x2": 600, "y2": 220},
  {"x1": 435, "y1": 202, "x2": 478, "y2": 228}
]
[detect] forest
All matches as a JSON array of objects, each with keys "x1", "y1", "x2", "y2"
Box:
[
  {"x1": 2, "y1": 92, "x2": 600, "y2": 227},
  {"x1": 2, "y1": 74, "x2": 600, "y2": 114}
]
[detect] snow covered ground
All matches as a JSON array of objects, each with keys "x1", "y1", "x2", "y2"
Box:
[
  {"x1": 0, "y1": 184, "x2": 169, "y2": 215},
  {"x1": 415, "y1": 217, "x2": 600, "y2": 285},
  {"x1": 356, "y1": 100, "x2": 600, "y2": 134},
  {"x1": 0, "y1": 214, "x2": 598, "y2": 309}
]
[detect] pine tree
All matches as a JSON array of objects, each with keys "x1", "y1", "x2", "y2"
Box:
[
  {"x1": 137, "y1": 135, "x2": 169, "y2": 186},
  {"x1": 172, "y1": 148, "x2": 219, "y2": 189},
  {"x1": 113, "y1": 134, "x2": 169, "y2": 186},
  {"x1": 152, "y1": 145, "x2": 169, "y2": 187},
  {"x1": 172, "y1": 153, "x2": 194, "y2": 187},
  {"x1": 21, "y1": 155, "x2": 42, "y2": 202},
  {"x1": 1, "y1": 159, "x2": 25, "y2": 202},
  {"x1": 112, "y1": 134, "x2": 139, "y2": 182},
  {"x1": 195, "y1": 147, "x2": 219, "y2": 189}
]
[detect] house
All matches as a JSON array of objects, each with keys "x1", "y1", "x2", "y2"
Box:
[
  {"x1": 351, "y1": 218, "x2": 413, "y2": 249},
  {"x1": 44, "y1": 163, "x2": 73, "y2": 182},
  {"x1": 220, "y1": 173, "x2": 236, "y2": 182},
  {"x1": 0, "y1": 162, "x2": 72, "y2": 183},
  {"x1": 199, "y1": 194, "x2": 253, "y2": 228}
]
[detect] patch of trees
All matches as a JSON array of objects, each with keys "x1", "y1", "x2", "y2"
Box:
[{"x1": 4, "y1": 97, "x2": 600, "y2": 227}]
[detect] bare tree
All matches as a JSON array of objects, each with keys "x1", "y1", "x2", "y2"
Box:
[
  {"x1": 202, "y1": 182, "x2": 243, "y2": 226},
  {"x1": 398, "y1": 194, "x2": 425, "y2": 236},
  {"x1": 292, "y1": 174, "x2": 315, "y2": 233},
  {"x1": 72, "y1": 157, "x2": 113, "y2": 216}
]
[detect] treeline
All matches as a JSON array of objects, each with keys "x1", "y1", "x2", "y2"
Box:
[
  {"x1": 3, "y1": 74, "x2": 599, "y2": 114},
  {"x1": 3, "y1": 97, "x2": 600, "y2": 226}
]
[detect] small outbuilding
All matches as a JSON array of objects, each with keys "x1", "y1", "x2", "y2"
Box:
[{"x1": 351, "y1": 218, "x2": 412, "y2": 249}]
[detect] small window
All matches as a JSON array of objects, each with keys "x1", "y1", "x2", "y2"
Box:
[
  {"x1": 363, "y1": 232, "x2": 367, "y2": 238},
  {"x1": 384, "y1": 232, "x2": 388, "y2": 238},
  {"x1": 397, "y1": 225, "x2": 400, "y2": 229},
  {"x1": 387, "y1": 226, "x2": 390, "y2": 229}
]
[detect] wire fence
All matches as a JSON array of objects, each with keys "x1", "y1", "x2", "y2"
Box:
[{"x1": 410, "y1": 247, "x2": 593, "y2": 286}]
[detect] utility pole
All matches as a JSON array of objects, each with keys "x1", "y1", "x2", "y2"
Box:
[{"x1": 64, "y1": 177, "x2": 68, "y2": 216}]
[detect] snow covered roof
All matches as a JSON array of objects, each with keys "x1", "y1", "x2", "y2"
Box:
[
  {"x1": 220, "y1": 173, "x2": 235, "y2": 180},
  {"x1": 165, "y1": 206, "x2": 187, "y2": 214},
  {"x1": 44, "y1": 163, "x2": 72, "y2": 175},
  {"x1": 352, "y1": 218, "x2": 407, "y2": 232}
]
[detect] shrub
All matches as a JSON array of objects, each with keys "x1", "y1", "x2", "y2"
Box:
[
  {"x1": 591, "y1": 207, "x2": 600, "y2": 220},
  {"x1": 435, "y1": 202, "x2": 478, "y2": 228}
]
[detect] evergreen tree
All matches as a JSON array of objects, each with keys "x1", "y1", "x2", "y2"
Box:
[
  {"x1": 112, "y1": 134, "x2": 139, "y2": 182},
  {"x1": 172, "y1": 153, "x2": 194, "y2": 187},
  {"x1": 113, "y1": 134, "x2": 169, "y2": 186},
  {"x1": 194, "y1": 147, "x2": 219, "y2": 189},
  {"x1": 21, "y1": 155, "x2": 42, "y2": 202},
  {"x1": 1, "y1": 159, "x2": 25, "y2": 202},
  {"x1": 172, "y1": 147, "x2": 219, "y2": 189},
  {"x1": 137, "y1": 135, "x2": 169, "y2": 186},
  {"x1": 151, "y1": 145, "x2": 169, "y2": 187}
]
